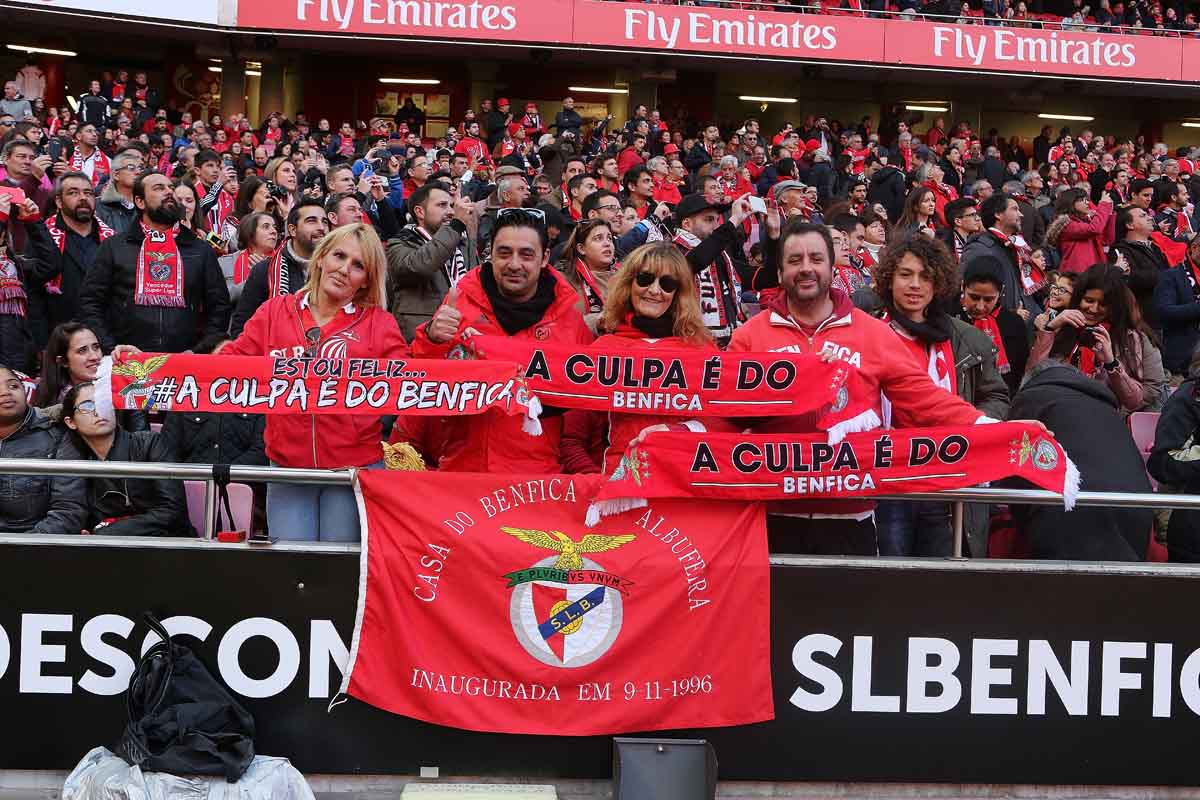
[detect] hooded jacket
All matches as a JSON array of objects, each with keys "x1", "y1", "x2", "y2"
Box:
[
  {"x1": 0, "y1": 408, "x2": 86, "y2": 535},
  {"x1": 1006, "y1": 361, "x2": 1150, "y2": 561},
  {"x1": 1044, "y1": 203, "x2": 1114, "y2": 274},
  {"x1": 223, "y1": 291, "x2": 409, "y2": 469},
  {"x1": 412, "y1": 263, "x2": 593, "y2": 473},
  {"x1": 95, "y1": 181, "x2": 138, "y2": 236},
  {"x1": 386, "y1": 220, "x2": 477, "y2": 341},
  {"x1": 70, "y1": 427, "x2": 193, "y2": 537},
  {"x1": 78, "y1": 223, "x2": 232, "y2": 353},
  {"x1": 728, "y1": 287, "x2": 989, "y2": 517}
]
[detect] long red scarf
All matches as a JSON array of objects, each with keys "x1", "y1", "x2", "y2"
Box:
[
  {"x1": 1074, "y1": 321, "x2": 1111, "y2": 376},
  {"x1": 672, "y1": 230, "x2": 745, "y2": 334},
  {"x1": 135, "y1": 223, "x2": 185, "y2": 308},
  {"x1": 970, "y1": 308, "x2": 1010, "y2": 374},
  {"x1": 196, "y1": 179, "x2": 235, "y2": 230},
  {"x1": 96, "y1": 353, "x2": 541, "y2": 432},
  {"x1": 265, "y1": 244, "x2": 292, "y2": 297},
  {"x1": 0, "y1": 248, "x2": 26, "y2": 318},
  {"x1": 43, "y1": 215, "x2": 114, "y2": 295},
  {"x1": 70, "y1": 146, "x2": 110, "y2": 185},
  {"x1": 466, "y1": 335, "x2": 878, "y2": 436},
  {"x1": 232, "y1": 248, "x2": 260, "y2": 286},
  {"x1": 573, "y1": 258, "x2": 606, "y2": 313},
  {"x1": 587, "y1": 424, "x2": 1079, "y2": 524}
]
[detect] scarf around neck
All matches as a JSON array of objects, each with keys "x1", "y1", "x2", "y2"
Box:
[
  {"x1": 631, "y1": 311, "x2": 675, "y2": 339},
  {"x1": 135, "y1": 222, "x2": 185, "y2": 307},
  {"x1": 968, "y1": 307, "x2": 1010, "y2": 374},
  {"x1": 0, "y1": 247, "x2": 26, "y2": 317},
  {"x1": 480, "y1": 263, "x2": 557, "y2": 335}
]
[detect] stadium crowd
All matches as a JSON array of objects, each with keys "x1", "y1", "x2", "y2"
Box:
[{"x1": 3, "y1": 62, "x2": 1200, "y2": 562}]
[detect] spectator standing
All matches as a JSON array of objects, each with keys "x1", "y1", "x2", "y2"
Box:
[
  {"x1": 1045, "y1": 188, "x2": 1115, "y2": 273},
  {"x1": 60, "y1": 382, "x2": 191, "y2": 537},
  {"x1": 78, "y1": 171, "x2": 231, "y2": 353},
  {"x1": 1006, "y1": 179, "x2": 1046, "y2": 250},
  {"x1": 0, "y1": 364, "x2": 85, "y2": 535},
  {"x1": 194, "y1": 149, "x2": 237, "y2": 234},
  {"x1": 386, "y1": 183, "x2": 479, "y2": 341},
  {"x1": 961, "y1": 192, "x2": 1036, "y2": 315},
  {"x1": 413, "y1": 209, "x2": 593, "y2": 472},
  {"x1": 1154, "y1": 233, "x2": 1200, "y2": 376},
  {"x1": 1, "y1": 82, "x2": 31, "y2": 120},
  {"x1": 553, "y1": 97, "x2": 583, "y2": 138},
  {"x1": 70, "y1": 123, "x2": 111, "y2": 187},
  {"x1": 95, "y1": 151, "x2": 140, "y2": 235},
  {"x1": 1110, "y1": 205, "x2": 1169, "y2": 331},
  {"x1": 1030, "y1": 262, "x2": 1165, "y2": 414},
  {"x1": 77, "y1": 81, "x2": 110, "y2": 129},
  {"x1": 670, "y1": 193, "x2": 752, "y2": 345},
  {"x1": 1150, "y1": 368, "x2": 1200, "y2": 561}
]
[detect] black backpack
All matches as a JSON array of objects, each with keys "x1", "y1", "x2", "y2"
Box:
[{"x1": 115, "y1": 614, "x2": 256, "y2": 782}]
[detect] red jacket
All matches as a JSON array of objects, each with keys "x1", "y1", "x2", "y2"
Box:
[
  {"x1": 727, "y1": 288, "x2": 986, "y2": 516},
  {"x1": 616, "y1": 146, "x2": 646, "y2": 177},
  {"x1": 653, "y1": 176, "x2": 682, "y2": 205},
  {"x1": 413, "y1": 265, "x2": 594, "y2": 473},
  {"x1": 224, "y1": 292, "x2": 409, "y2": 469},
  {"x1": 591, "y1": 326, "x2": 735, "y2": 475},
  {"x1": 923, "y1": 180, "x2": 958, "y2": 227},
  {"x1": 1055, "y1": 202, "x2": 1114, "y2": 274}
]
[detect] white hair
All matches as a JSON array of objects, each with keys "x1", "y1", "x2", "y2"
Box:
[{"x1": 719, "y1": 155, "x2": 739, "y2": 169}]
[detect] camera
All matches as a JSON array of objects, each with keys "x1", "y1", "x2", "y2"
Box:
[
  {"x1": 265, "y1": 180, "x2": 289, "y2": 200},
  {"x1": 1078, "y1": 327, "x2": 1100, "y2": 348}
]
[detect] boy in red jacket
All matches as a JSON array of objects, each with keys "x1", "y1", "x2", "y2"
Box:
[
  {"x1": 730, "y1": 219, "x2": 1039, "y2": 555},
  {"x1": 413, "y1": 209, "x2": 593, "y2": 472}
]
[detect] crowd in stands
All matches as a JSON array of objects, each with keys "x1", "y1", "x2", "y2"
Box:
[{"x1": 4, "y1": 61, "x2": 1200, "y2": 563}]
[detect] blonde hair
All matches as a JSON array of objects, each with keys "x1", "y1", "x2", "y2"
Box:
[
  {"x1": 302, "y1": 223, "x2": 388, "y2": 310},
  {"x1": 602, "y1": 242, "x2": 710, "y2": 345}
]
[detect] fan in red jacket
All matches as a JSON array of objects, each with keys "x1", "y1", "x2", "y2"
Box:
[
  {"x1": 413, "y1": 210, "x2": 594, "y2": 473},
  {"x1": 730, "y1": 219, "x2": 1025, "y2": 556},
  {"x1": 115, "y1": 224, "x2": 408, "y2": 543}
]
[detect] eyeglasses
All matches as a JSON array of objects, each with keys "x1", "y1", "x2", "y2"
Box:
[
  {"x1": 1049, "y1": 285, "x2": 1071, "y2": 296},
  {"x1": 304, "y1": 326, "x2": 321, "y2": 358},
  {"x1": 635, "y1": 272, "x2": 680, "y2": 293},
  {"x1": 74, "y1": 399, "x2": 101, "y2": 417},
  {"x1": 593, "y1": 203, "x2": 621, "y2": 213}
]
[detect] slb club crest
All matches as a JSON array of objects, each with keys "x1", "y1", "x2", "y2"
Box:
[{"x1": 502, "y1": 527, "x2": 636, "y2": 668}]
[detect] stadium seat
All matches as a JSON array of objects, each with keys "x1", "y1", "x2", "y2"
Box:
[{"x1": 184, "y1": 480, "x2": 254, "y2": 536}]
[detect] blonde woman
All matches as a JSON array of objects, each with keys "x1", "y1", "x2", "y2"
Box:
[{"x1": 115, "y1": 223, "x2": 407, "y2": 541}]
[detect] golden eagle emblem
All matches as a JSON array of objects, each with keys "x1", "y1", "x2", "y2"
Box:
[{"x1": 500, "y1": 527, "x2": 636, "y2": 571}]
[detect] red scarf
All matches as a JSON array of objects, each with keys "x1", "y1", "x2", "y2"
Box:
[
  {"x1": 232, "y1": 248, "x2": 262, "y2": 286},
  {"x1": 196, "y1": 179, "x2": 235, "y2": 231},
  {"x1": 0, "y1": 248, "x2": 26, "y2": 318},
  {"x1": 574, "y1": 258, "x2": 606, "y2": 314},
  {"x1": 135, "y1": 222, "x2": 185, "y2": 308},
  {"x1": 43, "y1": 214, "x2": 115, "y2": 294},
  {"x1": 970, "y1": 307, "x2": 1010, "y2": 374},
  {"x1": 988, "y1": 226, "x2": 1038, "y2": 294},
  {"x1": 266, "y1": 243, "x2": 292, "y2": 297},
  {"x1": 70, "y1": 146, "x2": 111, "y2": 185}
]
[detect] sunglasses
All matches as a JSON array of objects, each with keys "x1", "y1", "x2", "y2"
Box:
[
  {"x1": 74, "y1": 399, "x2": 101, "y2": 417},
  {"x1": 496, "y1": 206, "x2": 545, "y2": 224},
  {"x1": 635, "y1": 272, "x2": 680, "y2": 293}
]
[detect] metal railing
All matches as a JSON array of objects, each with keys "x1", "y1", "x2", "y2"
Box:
[
  {"x1": 617, "y1": 0, "x2": 1200, "y2": 38},
  {"x1": 0, "y1": 458, "x2": 1194, "y2": 555}
]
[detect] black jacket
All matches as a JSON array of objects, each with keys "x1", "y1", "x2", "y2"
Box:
[
  {"x1": 868, "y1": 165, "x2": 907, "y2": 222},
  {"x1": 1154, "y1": 263, "x2": 1200, "y2": 375},
  {"x1": 1006, "y1": 361, "x2": 1150, "y2": 561},
  {"x1": 1112, "y1": 239, "x2": 1169, "y2": 331},
  {"x1": 160, "y1": 410, "x2": 268, "y2": 467},
  {"x1": 70, "y1": 428, "x2": 193, "y2": 537},
  {"x1": 0, "y1": 409, "x2": 86, "y2": 535},
  {"x1": 955, "y1": 306, "x2": 1030, "y2": 397},
  {"x1": 1016, "y1": 198, "x2": 1046, "y2": 250},
  {"x1": 78, "y1": 224, "x2": 231, "y2": 353},
  {"x1": 981, "y1": 156, "x2": 1006, "y2": 190},
  {"x1": 229, "y1": 243, "x2": 308, "y2": 338},
  {"x1": 553, "y1": 108, "x2": 583, "y2": 136},
  {"x1": 684, "y1": 141, "x2": 714, "y2": 175},
  {"x1": 1148, "y1": 380, "x2": 1200, "y2": 561},
  {"x1": 23, "y1": 214, "x2": 110, "y2": 340}
]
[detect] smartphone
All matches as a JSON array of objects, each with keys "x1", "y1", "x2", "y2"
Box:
[
  {"x1": 461, "y1": 169, "x2": 473, "y2": 185},
  {"x1": 748, "y1": 196, "x2": 767, "y2": 214},
  {"x1": 47, "y1": 138, "x2": 63, "y2": 162},
  {"x1": 0, "y1": 185, "x2": 28, "y2": 221}
]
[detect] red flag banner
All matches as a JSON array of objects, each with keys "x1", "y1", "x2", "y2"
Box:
[
  {"x1": 340, "y1": 470, "x2": 772, "y2": 735},
  {"x1": 95, "y1": 353, "x2": 540, "y2": 427},
  {"x1": 588, "y1": 423, "x2": 1079, "y2": 523},
  {"x1": 468, "y1": 335, "x2": 880, "y2": 432}
]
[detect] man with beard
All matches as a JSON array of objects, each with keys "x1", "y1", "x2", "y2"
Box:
[
  {"x1": 387, "y1": 183, "x2": 478, "y2": 340},
  {"x1": 230, "y1": 198, "x2": 329, "y2": 336},
  {"x1": 453, "y1": 120, "x2": 492, "y2": 169},
  {"x1": 79, "y1": 171, "x2": 230, "y2": 353},
  {"x1": 1111, "y1": 205, "x2": 1169, "y2": 331},
  {"x1": 729, "y1": 218, "x2": 1007, "y2": 556},
  {"x1": 24, "y1": 171, "x2": 117, "y2": 343}
]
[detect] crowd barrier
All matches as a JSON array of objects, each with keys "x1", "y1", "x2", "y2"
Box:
[{"x1": 0, "y1": 457, "x2": 1194, "y2": 557}]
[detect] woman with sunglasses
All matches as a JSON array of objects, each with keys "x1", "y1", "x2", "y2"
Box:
[
  {"x1": 587, "y1": 243, "x2": 731, "y2": 475},
  {"x1": 114, "y1": 223, "x2": 407, "y2": 542},
  {"x1": 1032, "y1": 262, "x2": 1166, "y2": 414},
  {"x1": 60, "y1": 381, "x2": 191, "y2": 537},
  {"x1": 557, "y1": 219, "x2": 618, "y2": 333}
]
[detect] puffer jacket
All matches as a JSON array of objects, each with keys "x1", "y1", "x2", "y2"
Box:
[
  {"x1": 69, "y1": 427, "x2": 193, "y2": 537},
  {"x1": 0, "y1": 409, "x2": 86, "y2": 534},
  {"x1": 1044, "y1": 203, "x2": 1115, "y2": 274},
  {"x1": 413, "y1": 263, "x2": 594, "y2": 472},
  {"x1": 77, "y1": 223, "x2": 232, "y2": 353},
  {"x1": 386, "y1": 220, "x2": 477, "y2": 341},
  {"x1": 94, "y1": 182, "x2": 138, "y2": 236},
  {"x1": 160, "y1": 409, "x2": 267, "y2": 466}
]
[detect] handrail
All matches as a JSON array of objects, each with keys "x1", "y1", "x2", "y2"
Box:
[{"x1": 1, "y1": 458, "x2": 1193, "y2": 550}]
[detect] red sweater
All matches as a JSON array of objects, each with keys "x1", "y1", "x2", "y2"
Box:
[
  {"x1": 413, "y1": 265, "x2": 594, "y2": 473},
  {"x1": 727, "y1": 289, "x2": 986, "y2": 516},
  {"x1": 224, "y1": 292, "x2": 409, "y2": 469}
]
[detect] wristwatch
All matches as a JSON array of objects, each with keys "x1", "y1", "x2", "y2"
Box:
[{"x1": 1103, "y1": 359, "x2": 1120, "y2": 372}]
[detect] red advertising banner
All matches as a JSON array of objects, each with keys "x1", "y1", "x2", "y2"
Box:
[
  {"x1": 589, "y1": 423, "x2": 1079, "y2": 523},
  {"x1": 237, "y1": 0, "x2": 574, "y2": 42},
  {"x1": 572, "y1": 0, "x2": 887, "y2": 63},
  {"x1": 341, "y1": 471, "x2": 772, "y2": 735},
  {"x1": 883, "y1": 20, "x2": 1183, "y2": 82}
]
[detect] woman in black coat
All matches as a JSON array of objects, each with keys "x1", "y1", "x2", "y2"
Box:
[
  {"x1": 60, "y1": 381, "x2": 193, "y2": 537},
  {"x1": 1149, "y1": 375, "x2": 1200, "y2": 562}
]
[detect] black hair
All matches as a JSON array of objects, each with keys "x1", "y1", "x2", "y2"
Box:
[
  {"x1": 131, "y1": 169, "x2": 161, "y2": 203},
  {"x1": 407, "y1": 182, "x2": 448, "y2": 217},
  {"x1": 32, "y1": 322, "x2": 94, "y2": 408},
  {"x1": 978, "y1": 192, "x2": 1014, "y2": 230},
  {"x1": 566, "y1": 173, "x2": 591, "y2": 195},
  {"x1": 944, "y1": 197, "x2": 977, "y2": 228},
  {"x1": 195, "y1": 148, "x2": 221, "y2": 167},
  {"x1": 492, "y1": 208, "x2": 549, "y2": 253},
  {"x1": 1131, "y1": 178, "x2": 1155, "y2": 197},
  {"x1": 779, "y1": 217, "x2": 835, "y2": 266},
  {"x1": 622, "y1": 164, "x2": 650, "y2": 193},
  {"x1": 1068, "y1": 262, "x2": 1141, "y2": 361},
  {"x1": 582, "y1": 189, "x2": 619, "y2": 217},
  {"x1": 287, "y1": 197, "x2": 326, "y2": 228},
  {"x1": 324, "y1": 191, "x2": 359, "y2": 216}
]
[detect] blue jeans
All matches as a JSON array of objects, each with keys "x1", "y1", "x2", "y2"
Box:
[
  {"x1": 875, "y1": 500, "x2": 952, "y2": 557},
  {"x1": 266, "y1": 460, "x2": 382, "y2": 542}
]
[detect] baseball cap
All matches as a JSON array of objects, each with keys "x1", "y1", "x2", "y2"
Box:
[
  {"x1": 674, "y1": 193, "x2": 723, "y2": 220},
  {"x1": 664, "y1": 143, "x2": 680, "y2": 156},
  {"x1": 497, "y1": 97, "x2": 509, "y2": 107}
]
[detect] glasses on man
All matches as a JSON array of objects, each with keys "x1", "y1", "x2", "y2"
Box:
[
  {"x1": 593, "y1": 203, "x2": 621, "y2": 213},
  {"x1": 74, "y1": 399, "x2": 101, "y2": 417},
  {"x1": 634, "y1": 272, "x2": 680, "y2": 293}
]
